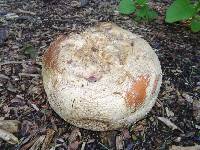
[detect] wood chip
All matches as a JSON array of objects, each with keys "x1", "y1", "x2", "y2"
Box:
[
  {"x1": 68, "y1": 141, "x2": 80, "y2": 150},
  {"x1": 81, "y1": 141, "x2": 86, "y2": 150},
  {"x1": 158, "y1": 117, "x2": 184, "y2": 133},
  {"x1": 193, "y1": 100, "x2": 200, "y2": 123},
  {"x1": 0, "y1": 60, "x2": 33, "y2": 66},
  {"x1": 68, "y1": 128, "x2": 81, "y2": 144},
  {"x1": 19, "y1": 73, "x2": 40, "y2": 78},
  {"x1": 0, "y1": 128, "x2": 19, "y2": 144},
  {"x1": 0, "y1": 120, "x2": 20, "y2": 133},
  {"x1": 170, "y1": 145, "x2": 200, "y2": 150},
  {"x1": 165, "y1": 107, "x2": 174, "y2": 117},
  {"x1": 29, "y1": 135, "x2": 45, "y2": 150},
  {"x1": 17, "y1": 8, "x2": 36, "y2": 15},
  {"x1": 0, "y1": 74, "x2": 10, "y2": 80},
  {"x1": 41, "y1": 129, "x2": 55, "y2": 150},
  {"x1": 20, "y1": 136, "x2": 39, "y2": 150},
  {"x1": 116, "y1": 135, "x2": 124, "y2": 150},
  {"x1": 98, "y1": 142, "x2": 109, "y2": 150}
]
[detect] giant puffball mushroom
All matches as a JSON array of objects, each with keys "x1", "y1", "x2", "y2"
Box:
[{"x1": 42, "y1": 22, "x2": 162, "y2": 131}]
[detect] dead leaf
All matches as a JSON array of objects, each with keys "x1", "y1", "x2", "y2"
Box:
[
  {"x1": 68, "y1": 128, "x2": 81, "y2": 144},
  {"x1": 170, "y1": 145, "x2": 200, "y2": 150},
  {"x1": 68, "y1": 141, "x2": 80, "y2": 150},
  {"x1": 41, "y1": 128, "x2": 55, "y2": 150},
  {"x1": 28, "y1": 85, "x2": 41, "y2": 95},
  {"x1": 29, "y1": 135, "x2": 45, "y2": 150},
  {"x1": 0, "y1": 120, "x2": 20, "y2": 133},
  {"x1": 121, "y1": 129, "x2": 131, "y2": 139},
  {"x1": 165, "y1": 107, "x2": 174, "y2": 117},
  {"x1": 116, "y1": 135, "x2": 124, "y2": 150},
  {"x1": 0, "y1": 28, "x2": 8, "y2": 45},
  {"x1": 99, "y1": 131, "x2": 117, "y2": 148},
  {"x1": 20, "y1": 136, "x2": 39, "y2": 150},
  {"x1": 7, "y1": 82, "x2": 18, "y2": 93},
  {"x1": 87, "y1": 139, "x2": 95, "y2": 144},
  {"x1": 0, "y1": 128, "x2": 19, "y2": 144},
  {"x1": 182, "y1": 93, "x2": 193, "y2": 103},
  {"x1": 158, "y1": 117, "x2": 184, "y2": 133},
  {"x1": 0, "y1": 74, "x2": 10, "y2": 80},
  {"x1": 193, "y1": 100, "x2": 200, "y2": 123},
  {"x1": 49, "y1": 144, "x2": 62, "y2": 150}
]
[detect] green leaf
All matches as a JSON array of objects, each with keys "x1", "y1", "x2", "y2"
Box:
[
  {"x1": 148, "y1": 9, "x2": 158, "y2": 20},
  {"x1": 119, "y1": 0, "x2": 136, "y2": 15},
  {"x1": 135, "y1": 6, "x2": 157, "y2": 21},
  {"x1": 165, "y1": 0, "x2": 196, "y2": 23},
  {"x1": 191, "y1": 16, "x2": 200, "y2": 32},
  {"x1": 135, "y1": 7, "x2": 146, "y2": 18},
  {"x1": 135, "y1": 0, "x2": 147, "y2": 5},
  {"x1": 23, "y1": 44, "x2": 37, "y2": 59}
]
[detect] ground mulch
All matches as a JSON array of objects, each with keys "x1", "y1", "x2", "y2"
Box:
[{"x1": 0, "y1": 0, "x2": 200, "y2": 149}]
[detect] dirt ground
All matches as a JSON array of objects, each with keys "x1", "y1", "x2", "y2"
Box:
[{"x1": 0, "y1": 0, "x2": 200, "y2": 149}]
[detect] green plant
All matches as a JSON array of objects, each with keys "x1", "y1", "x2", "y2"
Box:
[
  {"x1": 165, "y1": 0, "x2": 200, "y2": 32},
  {"x1": 119, "y1": 0, "x2": 158, "y2": 21},
  {"x1": 23, "y1": 44, "x2": 37, "y2": 59}
]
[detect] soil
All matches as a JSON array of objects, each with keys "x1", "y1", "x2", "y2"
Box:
[{"x1": 0, "y1": 0, "x2": 200, "y2": 149}]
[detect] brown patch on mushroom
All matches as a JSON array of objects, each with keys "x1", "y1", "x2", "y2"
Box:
[
  {"x1": 126, "y1": 75, "x2": 150, "y2": 108},
  {"x1": 151, "y1": 75, "x2": 160, "y2": 95},
  {"x1": 43, "y1": 35, "x2": 66, "y2": 72}
]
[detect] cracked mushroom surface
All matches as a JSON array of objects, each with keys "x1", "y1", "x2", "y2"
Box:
[{"x1": 42, "y1": 22, "x2": 162, "y2": 131}]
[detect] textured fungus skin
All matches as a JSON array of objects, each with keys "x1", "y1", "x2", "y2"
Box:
[{"x1": 42, "y1": 22, "x2": 162, "y2": 131}]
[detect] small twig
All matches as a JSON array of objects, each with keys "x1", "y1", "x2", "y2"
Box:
[
  {"x1": 98, "y1": 142, "x2": 109, "y2": 150},
  {"x1": 81, "y1": 142, "x2": 86, "y2": 150},
  {"x1": 0, "y1": 60, "x2": 33, "y2": 66},
  {"x1": 52, "y1": 25, "x2": 69, "y2": 31},
  {"x1": 17, "y1": 8, "x2": 36, "y2": 15},
  {"x1": 0, "y1": 4, "x2": 9, "y2": 7},
  {"x1": 19, "y1": 73, "x2": 41, "y2": 78}
]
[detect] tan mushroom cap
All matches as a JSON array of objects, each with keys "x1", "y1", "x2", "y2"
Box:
[{"x1": 42, "y1": 22, "x2": 162, "y2": 131}]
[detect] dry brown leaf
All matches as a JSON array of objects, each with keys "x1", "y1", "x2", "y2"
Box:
[
  {"x1": 29, "y1": 135, "x2": 45, "y2": 150},
  {"x1": 121, "y1": 129, "x2": 131, "y2": 139},
  {"x1": 158, "y1": 117, "x2": 184, "y2": 133},
  {"x1": 68, "y1": 128, "x2": 81, "y2": 144},
  {"x1": 41, "y1": 128, "x2": 55, "y2": 150},
  {"x1": 99, "y1": 131, "x2": 116, "y2": 147},
  {"x1": 116, "y1": 135, "x2": 124, "y2": 150},
  {"x1": 170, "y1": 145, "x2": 200, "y2": 150},
  {"x1": 165, "y1": 107, "x2": 174, "y2": 117},
  {"x1": 0, "y1": 74, "x2": 10, "y2": 80},
  {"x1": 20, "y1": 136, "x2": 39, "y2": 150},
  {"x1": 182, "y1": 93, "x2": 193, "y2": 103},
  {"x1": 0, "y1": 120, "x2": 20, "y2": 133},
  {"x1": 68, "y1": 141, "x2": 80, "y2": 150},
  {"x1": 0, "y1": 128, "x2": 19, "y2": 144},
  {"x1": 49, "y1": 144, "x2": 62, "y2": 150},
  {"x1": 193, "y1": 100, "x2": 200, "y2": 123}
]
